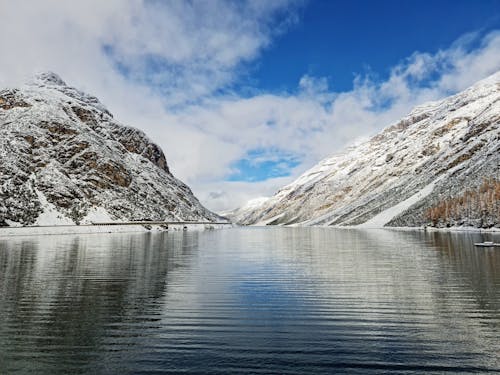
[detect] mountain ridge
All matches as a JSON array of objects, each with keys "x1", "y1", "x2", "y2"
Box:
[
  {"x1": 231, "y1": 72, "x2": 500, "y2": 228},
  {"x1": 0, "y1": 72, "x2": 220, "y2": 226}
]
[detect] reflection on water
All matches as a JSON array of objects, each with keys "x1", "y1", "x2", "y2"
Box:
[{"x1": 0, "y1": 228, "x2": 499, "y2": 374}]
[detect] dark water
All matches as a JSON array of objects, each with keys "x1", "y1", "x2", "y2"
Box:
[{"x1": 0, "y1": 228, "x2": 499, "y2": 374}]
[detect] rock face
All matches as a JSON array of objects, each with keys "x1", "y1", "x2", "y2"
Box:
[
  {"x1": 236, "y1": 72, "x2": 500, "y2": 228},
  {"x1": 0, "y1": 72, "x2": 220, "y2": 226}
]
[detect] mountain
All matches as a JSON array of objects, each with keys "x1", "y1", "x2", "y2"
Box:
[
  {"x1": 219, "y1": 197, "x2": 269, "y2": 223},
  {"x1": 235, "y1": 72, "x2": 500, "y2": 228},
  {"x1": 0, "y1": 72, "x2": 220, "y2": 226}
]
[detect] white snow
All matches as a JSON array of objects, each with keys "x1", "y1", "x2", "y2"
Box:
[
  {"x1": 219, "y1": 196, "x2": 269, "y2": 223},
  {"x1": 34, "y1": 189, "x2": 74, "y2": 226},
  {"x1": 80, "y1": 206, "x2": 115, "y2": 224},
  {"x1": 234, "y1": 70, "x2": 500, "y2": 227},
  {"x1": 0, "y1": 222, "x2": 233, "y2": 237},
  {"x1": 357, "y1": 177, "x2": 442, "y2": 228},
  {"x1": 253, "y1": 212, "x2": 286, "y2": 226},
  {"x1": 4, "y1": 220, "x2": 22, "y2": 227}
]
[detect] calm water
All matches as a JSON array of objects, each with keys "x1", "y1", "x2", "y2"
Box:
[{"x1": 0, "y1": 227, "x2": 499, "y2": 374}]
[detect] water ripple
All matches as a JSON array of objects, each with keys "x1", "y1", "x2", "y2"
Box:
[{"x1": 0, "y1": 228, "x2": 499, "y2": 374}]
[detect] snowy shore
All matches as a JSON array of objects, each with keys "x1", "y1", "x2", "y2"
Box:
[
  {"x1": 366, "y1": 226, "x2": 500, "y2": 233},
  {"x1": 0, "y1": 222, "x2": 233, "y2": 237},
  {"x1": 252, "y1": 223, "x2": 500, "y2": 233}
]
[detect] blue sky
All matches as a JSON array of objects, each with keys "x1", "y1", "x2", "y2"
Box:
[
  {"x1": 226, "y1": 0, "x2": 500, "y2": 182},
  {"x1": 2, "y1": 0, "x2": 500, "y2": 211},
  {"x1": 228, "y1": 148, "x2": 301, "y2": 182},
  {"x1": 252, "y1": 0, "x2": 500, "y2": 94}
]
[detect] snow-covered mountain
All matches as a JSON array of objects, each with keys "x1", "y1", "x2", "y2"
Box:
[
  {"x1": 236, "y1": 72, "x2": 500, "y2": 228},
  {"x1": 219, "y1": 197, "x2": 269, "y2": 223},
  {"x1": 0, "y1": 72, "x2": 220, "y2": 226}
]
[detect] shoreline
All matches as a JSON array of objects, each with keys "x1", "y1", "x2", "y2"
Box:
[
  {"x1": 363, "y1": 225, "x2": 500, "y2": 233},
  {"x1": 0, "y1": 222, "x2": 233, "y2": 237},
  {"x1": 249, "y1": 224, "x2": 500, "y2": 233},
  {"x1": 1, "y1": 223, "x2": 498, "y2": 238}
]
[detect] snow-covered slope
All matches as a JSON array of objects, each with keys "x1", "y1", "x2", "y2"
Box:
[
  {"x1": 238, "y1": 72, "x2": 500, "y2": 228},
  {"x1": 0, "y1": 72, "x2": 220, "y2": 226},
  {"x1": 219, "y1": 197, "x2": 269, "y2": 223}
]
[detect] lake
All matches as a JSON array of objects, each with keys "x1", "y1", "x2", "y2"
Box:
[{"x1": 0, "y1": 227, "x2": 499, "y2": 374}]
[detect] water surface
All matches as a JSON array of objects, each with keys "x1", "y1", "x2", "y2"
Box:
[{"x1": 0, "y1": 227, "x2": 499, "y2": 374}]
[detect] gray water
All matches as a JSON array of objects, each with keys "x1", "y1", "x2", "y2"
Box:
[{"x1": 0, "y1": 227, "x2": 499, "y2": 374}]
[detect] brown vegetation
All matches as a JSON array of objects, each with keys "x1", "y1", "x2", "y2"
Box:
[{"x1": 426, "y1": 178, "x2": 500, "y2": 227}]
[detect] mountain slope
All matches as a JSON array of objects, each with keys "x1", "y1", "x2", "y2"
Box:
[
  {"x1": 237, "y1": 72, "x2": 500, "y2": 228},
  {"x1": 0, "y1": 72, "x2": 220, "y2": 226}
]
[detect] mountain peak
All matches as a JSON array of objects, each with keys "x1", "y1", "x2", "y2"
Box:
[
  {"x1": 0, "y1": 75, "x2": 220, "y2": 226},
  {"x1": 32, "y1": 71, "x2": 67, "y2": 86}
]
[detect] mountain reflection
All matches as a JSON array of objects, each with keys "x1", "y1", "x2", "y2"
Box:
[
  {"x1": 0, "y1": 232, "x2": 198, "y2": 374},
  {"x1": 0, "y1": 228, "x2": 498, "y2": 374}
]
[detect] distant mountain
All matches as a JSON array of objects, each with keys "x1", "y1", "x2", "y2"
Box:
[
  {"x1": 219, "y1": 197, "x2": 269, "y2": 223},
  {"x1": 235, "y1": 72, "x2": 500, "y2": 229},
  {"x1": 0, "y1": 72, "x2": 220, "y2": 226}
]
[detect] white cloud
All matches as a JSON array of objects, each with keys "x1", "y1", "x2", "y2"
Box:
[
  {"x1": 172, "y1": 30, "x2": 500, "y2": 211},
  {"x1": 1, "y1": 1, "x2": 499, "y2": 213},
  {"x1": 199, "y1": 177, "x2": 294, "y2": 215},
  {"x1": 0, "y1": 0, "x2": 299, "y2": 101}
]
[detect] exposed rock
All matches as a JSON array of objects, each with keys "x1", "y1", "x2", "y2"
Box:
[
  {"x1": 0, "y1": 72, "x2": 221, "y2": 226},
  {"x1": 0, "y1": 89, "x2": 31, "y2": 110}
]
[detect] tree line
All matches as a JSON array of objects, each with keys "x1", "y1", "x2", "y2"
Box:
[{"x1": 426, "y1": 178, "x2": 500, "y2": 228}]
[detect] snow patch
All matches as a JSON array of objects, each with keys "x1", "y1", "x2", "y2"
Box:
[
  {"x1": 253, "y1": 212, "x2": 285, "y2": 226},
  {"x1": 81, "y1": 206, "x2": 115, "y2": 224},
  {"x1": 0, "y1": 223, "x2": 233, "y2": 237},
  {"x1": 5, "y1": 219, "x2": 22, "y2": 227},
  {"x1": 357, "y1": 177, "x2": 443, "y2": 228},
  {"x1": 34, "y1": 189, "x2": 74, "y2": 226}
]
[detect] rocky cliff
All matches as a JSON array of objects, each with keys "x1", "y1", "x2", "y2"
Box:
[{"x1": 0, "y1": 72, "x2": 220, "y2": 226}]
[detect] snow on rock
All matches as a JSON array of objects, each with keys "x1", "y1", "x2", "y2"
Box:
[
  {"x1": 80, "y1": 206, "x2": 115, "y2": 224},
  {"x1": 0, "y1": 72, "x2": 221, "y2": 226},
  {"x1": 237, "y1": 71, "x2": 500, "y2": 228},
  {"x1": 357, "y1": 177, "x2": 442, "y2": 228},
  {"x1": 34, "y1": 189, "x2": 74, "y2": 226}
]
